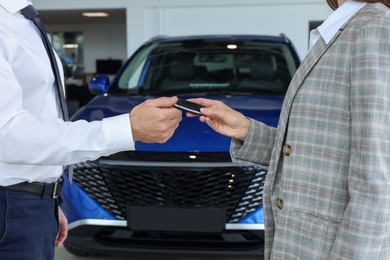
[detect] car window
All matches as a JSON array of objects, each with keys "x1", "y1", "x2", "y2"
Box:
[
  {"x1": 116, "y1": 39, "x2": 298, "y2": 95},
  {"x1": 118, "y1": 44, "x2": 155, "y2": 92}
]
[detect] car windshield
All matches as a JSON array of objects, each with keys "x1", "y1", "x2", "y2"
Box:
[{"x1": 114, "y1": 38, "x2": 298, "y2": 95}]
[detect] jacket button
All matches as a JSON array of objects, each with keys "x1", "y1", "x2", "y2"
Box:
[
  {"x1": 276, "y1": 198, "x2": 284, "y2": 209},
  {"x1": 283, "y1": 144, "x2": 292, "y2": 156}
]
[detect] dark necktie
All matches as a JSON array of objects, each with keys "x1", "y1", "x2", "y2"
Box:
[{"x1": 21, "y1": 5, "x2": 74, "y2": 183}]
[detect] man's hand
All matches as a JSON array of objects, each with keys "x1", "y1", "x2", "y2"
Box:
[
  {"x1": 55, "y1": 207, "x2": 68, "y2": 248},
  {"x1": 130, "y1": 96, "x2": 182, "y2": 143},
  {"x1": 187, "y1": 98, "x2": 250, "y2": 141}
]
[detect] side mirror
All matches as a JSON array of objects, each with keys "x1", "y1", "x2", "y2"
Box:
[{"x1": 88, "y1": 75, "x2": 110, "y2": 95}]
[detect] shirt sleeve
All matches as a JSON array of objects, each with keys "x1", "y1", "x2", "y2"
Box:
[
  {"x1": 0, "y1": 111, "x2": 135, "y2": 166},
  {"x1": 0, "y1": 32, "x2": 134, "y2": 166}
]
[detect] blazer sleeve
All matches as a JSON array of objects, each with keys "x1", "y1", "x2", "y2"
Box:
[
  {"x1": 330, "y1": 13, "x2": 390, "y2": 258},
  {"x1": 230, "y1": 118, "x2": 276, "y2": 165}
]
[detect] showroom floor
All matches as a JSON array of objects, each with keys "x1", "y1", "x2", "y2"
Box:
[{"x1": 55, "y1": 246, "x2": 262, "y2": 260}]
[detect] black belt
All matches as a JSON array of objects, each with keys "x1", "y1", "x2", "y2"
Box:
[{"x1": 1, "y1": 177, "x2": 64, "y2": 198}]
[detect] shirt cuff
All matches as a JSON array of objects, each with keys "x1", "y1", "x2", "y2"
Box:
[{"x1": 102, "y1": 113, "x2": 135, "y2": 151}]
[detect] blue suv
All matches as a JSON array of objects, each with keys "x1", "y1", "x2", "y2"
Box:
[{"x1": 61, "y1": 34, "x2": 300, "y2": 258}]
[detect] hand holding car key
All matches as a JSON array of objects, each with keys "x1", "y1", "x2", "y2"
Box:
[{"x1": 173, "y1": 99, "x2": 204, "y2": 115}]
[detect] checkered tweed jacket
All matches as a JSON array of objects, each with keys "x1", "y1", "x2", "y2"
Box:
[{"x1": 230, "y1": 3, "x2": 390, "y2": 259}]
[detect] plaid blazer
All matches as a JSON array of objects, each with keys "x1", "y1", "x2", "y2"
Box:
[{"x1": 230, "y1": 3, "x2": 390, "y2": 259}]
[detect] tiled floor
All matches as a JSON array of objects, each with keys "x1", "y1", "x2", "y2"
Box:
[{"x1": 55, "y1": 246, "x2": 142, "y2": 260}]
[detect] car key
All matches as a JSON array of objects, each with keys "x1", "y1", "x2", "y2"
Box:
[{"x1": 173, "y1": 99, "x2": 204, "y2": 115}]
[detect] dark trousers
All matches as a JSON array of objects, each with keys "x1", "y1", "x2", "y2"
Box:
[{"x1": 0, "y1": 189, "x2": 58, "y2": 260}]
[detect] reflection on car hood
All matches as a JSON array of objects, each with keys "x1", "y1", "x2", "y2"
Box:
[{"x1": 72, "y1": 94, "x2": 283, "y2": 152}]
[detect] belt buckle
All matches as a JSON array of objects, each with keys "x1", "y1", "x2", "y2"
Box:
[{"x1": 52, "y1": 177, "x2": 63, "y2": 199}]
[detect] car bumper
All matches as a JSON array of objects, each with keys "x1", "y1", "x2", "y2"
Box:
[{"x1": 65, "y1": 219, "x2": 264, "y2": 257}]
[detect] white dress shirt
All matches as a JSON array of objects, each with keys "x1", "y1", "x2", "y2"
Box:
[
  {"x1": 0, "y1": 0, "x2": 135, "y2": 185},
  {"x1": 310, "y1": 0, "x2": 367, "y2": 47}
]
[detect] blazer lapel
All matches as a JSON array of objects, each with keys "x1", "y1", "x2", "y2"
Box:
[
  {"x1": 277, "y1": 5, "x2": 364, "y2": 140},
  {"x1": 278, "y1": 36, "x2": 329, "y2": 135},
  {"x1": 266, "y1": 29, "x2": 345, "y2": 191}
]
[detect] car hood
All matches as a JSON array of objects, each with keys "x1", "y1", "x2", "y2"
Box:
[{"x1": 72, "y1": 94, "x2": 283, "y2": 152}]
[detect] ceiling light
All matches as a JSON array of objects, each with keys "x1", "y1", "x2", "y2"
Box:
[
  {"x1": 82, "y1": 12, "x2": 109, "y2": 17},
  {"x1": 227, "y1": 44, "x2": 237, "y2": 49},
  {"x1": 63, "y1": 44, "x2": 79, "y2": 49}
]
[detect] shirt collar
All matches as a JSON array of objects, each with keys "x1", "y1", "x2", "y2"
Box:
[
  {"x1": 310, "y1": 0, "x2": 366, "y2": 47},
  {"x1": 0, "y1": 0, "x2": 32, "y2": 14}
]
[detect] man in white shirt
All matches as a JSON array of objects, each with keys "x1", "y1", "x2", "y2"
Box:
[{"x1": 0, "y1": 0, "x2": 182, "y2": 259}]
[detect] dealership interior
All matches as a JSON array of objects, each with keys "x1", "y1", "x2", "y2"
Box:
[{"x1": 27, "y1": 1, "x2": 334, "y2": 259}]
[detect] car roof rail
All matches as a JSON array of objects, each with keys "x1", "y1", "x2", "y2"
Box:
[
  {"x1": 279, "y1": 33, "x2": 291, "y2": 44},
  {"x1": 148, "y1": 35, "x2": 170, "y2": 42}
]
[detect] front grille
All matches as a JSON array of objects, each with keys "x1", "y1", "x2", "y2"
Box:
[{"x1": 73, "y1": 161, "x2": 267, "y2": 223}]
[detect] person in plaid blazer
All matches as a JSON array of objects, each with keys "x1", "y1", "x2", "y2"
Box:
[{"x1": 189, "y1": 0, "x2": 390, "y2": 258}]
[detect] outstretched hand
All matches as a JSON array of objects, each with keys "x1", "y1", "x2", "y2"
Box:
[
  {"x1": 130, "y1": 96, "x2": 182, "y2": 143},
  {"x1": 187, "y1": 98, "x2": 250, "y2": 141}
]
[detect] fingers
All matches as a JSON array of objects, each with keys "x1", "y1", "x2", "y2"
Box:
[
  {"x1": 185, "y1": 98, "x2": 225, "y2": 118},
  {"x1": 189, "y1": 99, "x2": 228, "y2": 120},
  {"x1": 186, "y1": 98, "x2": 250, "y2": 140},
  {"x1": 55, "y1": 207, "x2": 68, "y2": 248},
  {"x1": 187, "y1": 98, "x2": 221, "y2": 108},
  {"x1": 146, "y1": 113, "x2": 182, "y2": 143},
  {"x1": 130, "y1": 97, "x2": 182, "y2": 143},
  {"x1": 148, "y1": 96, "x2": 178, "y2": 108}
]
